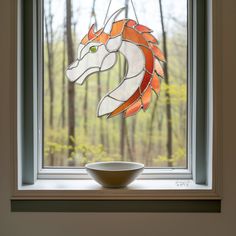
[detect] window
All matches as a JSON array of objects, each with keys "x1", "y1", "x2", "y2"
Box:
[
  {"x1": 14, "y1": 0, "x2": 222, "y2": 202},
  {"x1": 42, "y1": 0, "x2": 188, "y2": 169}
]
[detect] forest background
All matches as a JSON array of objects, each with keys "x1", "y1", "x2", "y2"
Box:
[{"x1": 43, "y1": 0, "x2": 188, "y2": 168}]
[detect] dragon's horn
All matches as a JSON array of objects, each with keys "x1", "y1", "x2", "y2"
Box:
[
  {"x1": 88, "y1": 24, "x2": 96, "y2": 40},
  {"x1": 103, "y1": 7, "x2": 125, "y2": 34}
]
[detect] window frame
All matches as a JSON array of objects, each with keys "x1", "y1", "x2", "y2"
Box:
[
  {"x1": 37, "y1": 0, "x2": 192, "y2": 179},
  {"x1": 30, "y1": 0, "x2": 192, "y2": 180},
  {"x1": 12, "y1": 0, "x2": 222, "y2": 201}
]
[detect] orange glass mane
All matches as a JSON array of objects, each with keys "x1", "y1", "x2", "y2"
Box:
[{"x1": 81, "y1": 19, "x2": 165, "y2": 118}]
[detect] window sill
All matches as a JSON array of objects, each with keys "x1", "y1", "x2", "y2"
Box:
[
  {"x1": 11, "y1": 179, "x2": 221, "y2": 212},
  {"x1": 12, "y1": 179, "x2": 219, "y2": 200}
]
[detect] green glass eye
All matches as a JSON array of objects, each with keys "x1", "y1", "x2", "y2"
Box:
[{"x1": 90, "y1": 46, "x2": 98, "y2": 53}]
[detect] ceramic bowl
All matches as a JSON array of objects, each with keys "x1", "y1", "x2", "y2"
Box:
[{"x1": 85, "y1": 161, "x2": 144, "y2": 188}]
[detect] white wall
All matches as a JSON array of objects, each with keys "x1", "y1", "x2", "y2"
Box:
[{"x1": 0, "y1": 0, "x2": 236, "y2": 235}]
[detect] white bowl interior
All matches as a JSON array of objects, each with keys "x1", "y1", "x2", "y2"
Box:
[{"x1": 86, "y1": 161, "x2": 144, "y2": 171}]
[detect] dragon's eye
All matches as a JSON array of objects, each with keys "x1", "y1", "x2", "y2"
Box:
[{"x1": 89, "y1": 45, "x2": 98, "y2": 53}]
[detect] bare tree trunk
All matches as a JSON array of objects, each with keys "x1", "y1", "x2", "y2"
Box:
[
  {"x1": 97, "y1": 72, "x2": 105, "y2": 146},
  {"x1": 61, "y1": 22, "x2": 66, "y2": 129},
  {"x1": 159, "y1": 0, "x2": 173, "y2": 167},
  {"x1": 66, "y1": 0, "x2": 76, "y2": 165},
  {"x1": 125, "y1": 124, "x2": 134, "y2": 161},
  {"x1": 106, "y1": 71, "x2": 111, "y2": 153},
  {"x1": 83, "y1": 0, "x2": 96, "y2": 136},
  {"x1": 146, "y1": 97, "x2": 158, "y2": 166},
  {"x1": 119, "y1": 0, "x2": 129, "y2": 161},
  {"x1": 120, "y1": 118, "x2": 126, "y2": 160},
  {"x1": 73, "y1": 22, "x2": 77, "y2": 53},
  {"x1": 45, "y1": 0, "x2": 55, "y2": 166},
  {"x1": 157, "y1": 112, "x2": 164, "y2": 155},
  {"x1": 118, "y1": 53, "x2": 126, "y2": 160},
  {"x1": 60, "y1": 21, "x2": 67, "y2": 166},
  {"x1": 86, "y1": 0, "x2": 105, "y2": 147},
  {"x1": 83, "y1": 82, "x2": 88, "y2": 135},
  {"x1": 131, "y1": 117, "x2": 136, "y2": 159},
  {"x1": 45, "y1": 4, "x2": 54, "y2": 129}
]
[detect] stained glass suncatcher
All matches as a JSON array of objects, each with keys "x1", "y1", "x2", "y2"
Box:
[{"x1": 66, "y1": 7, "x2": 165, "y2": 118}]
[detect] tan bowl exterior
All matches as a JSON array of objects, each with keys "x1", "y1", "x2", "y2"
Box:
[{"x1": 85, "y1": 162, "x2": 144, "y2": 188}]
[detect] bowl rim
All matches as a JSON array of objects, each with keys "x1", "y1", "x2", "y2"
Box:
[{"x1": 85, "y1": 161, "x2": 144, "y2": 172}]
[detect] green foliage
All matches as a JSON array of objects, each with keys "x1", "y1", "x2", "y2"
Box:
[{"x1": 44, "y1": 128, "x2": 121, "y2": 166}]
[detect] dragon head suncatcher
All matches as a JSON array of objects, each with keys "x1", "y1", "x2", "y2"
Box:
[{"x1": 66, "y1": 8, "x2": 165, "y2": 118}]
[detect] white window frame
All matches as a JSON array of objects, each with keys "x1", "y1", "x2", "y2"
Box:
[{"x1": 11, "y1": 0, "x2": 222, "y2": 201}]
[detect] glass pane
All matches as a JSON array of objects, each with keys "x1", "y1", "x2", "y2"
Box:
[{"x1": 43, "y1": 0, "x2": 188, "y2": 168}]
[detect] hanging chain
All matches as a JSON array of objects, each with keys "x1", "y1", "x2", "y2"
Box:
[
  {"x1": 130, "y1": 0, "x2": 139, "y2": 24},
  {"x1": 103, "y1": 0, "x2": 139, "y2": 25},
  {"x1": 103, "y1": 0, "x2": 112, "y2": 25}
]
